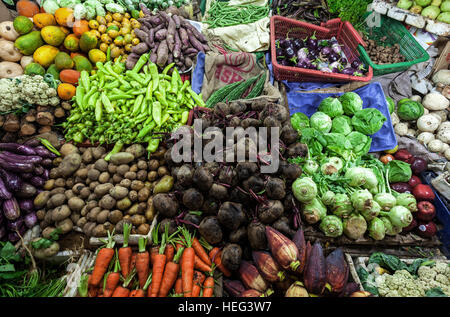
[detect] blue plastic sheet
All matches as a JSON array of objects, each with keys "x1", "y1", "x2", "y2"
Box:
[
  {"x1": 287, "y1": 82, "x2": 397, "y2": 153},
  {"x1": 191, "y1": 52, "x2": 205, "y2": 94}
]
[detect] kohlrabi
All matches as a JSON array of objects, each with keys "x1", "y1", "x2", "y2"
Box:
[
  {"x1": 374, "y1": 193, "x2": 397, "y2": 211},
  {"x1": 319, "y1": 215, "x2": 344, "y2": 238},
  {"x1": 368, "y1": 217, "x2": 386, "y2": 241},
  {"x1": 379, "y1": 206, "x2": 413, "y2": 228},
  {"x1": 302, "y1": 197, "x2": 327, "y2": 224},
  {"x1": 395, "y1": 193, "x2": 418, "y2": 212},
  {"x1": 322, "y1": 190, "x2": 336, "y2": 206},
  {"x1": 343, "y1": 213, "x2": 367, "y2": 240},
  {"x1": 331, "y1": 193, "x2": 353, "y2": 218},
  {"x1": 292, "y1": 177, "x2": 317, "y2": 203},
  {"x1": 303, "y1": 160, "x2": 319, "y2": 175},
  {"x1": 380, "y1": 217, "x2": 402, "y2": 236},
  {"x1": 360, "y1": 200, "x2": 381, "y2": 222},
  {"x1": 351, "y1": 189, "x2": 374, "y2": 212}
]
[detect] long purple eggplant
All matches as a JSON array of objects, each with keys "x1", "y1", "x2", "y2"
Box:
[
  {"x1": 34, "y1": 165, "x2": 44, "y2": 176},
  {"x1": 0, "y1": 151, "x2": 42, "y2": 164},
  {"x1": 7, "y1": 218, "x2": 24, "y2": 231},
  {"x1": 0, "y1": 176, "x2": 12, "y2": 200},
  {"x1": 24, "y1": 212, "x2": 37, "y2": 228},
  {"x1": 0, "y1": 168, "x2": 22, "y2": 192},
  {"x1": 21, "y1": 173, "x2": 33, "y2": 180},
  {"x1": 0, "y1": 143, "x2": 36, "y2": 155},
  {"x1": 30, "y1": 176, "x2": 45, "y2": 188},
  {"x1": 19, "y1": 199, "x2": 34, "y2": 213},
  {"x1": 0, "y1": 159, "x2": 33, "y2": 173},
  {"x1": 3, "y1": 198, "x2": 20, "y2": 220},
  {"x1": 23, "y1": 138, "x2": 41, "y2": 147},
  {"x1": 34, "y1": 146, "x2": 57, "y2": 159}
]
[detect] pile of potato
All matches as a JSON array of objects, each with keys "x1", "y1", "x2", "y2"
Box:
[{"x1": 34, "y1": 143, "x2": 172, "y2": 238}]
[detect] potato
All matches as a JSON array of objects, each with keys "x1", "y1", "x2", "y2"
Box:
[
  {"x1": 87, "y1": 193, "x2": 97, "y2": 202},
  {"x1": 87, "y1": 207, "x2": 101, "y2": 221},
  {"x1": 94, "y1": 183, "x2": 114, "y2": 197},
  {"x1": 60, "y1": 143, "x2": 79, "y2": 157},
  {"x1": 80, "y1": 205, "x2": 88, "y2": 217},
  {"x1": 148, "y1": 159, "x2": 159, "y2": 171},
  {"x1": 145, "y1": 198, "x2": 155, "y2": 222},
  {"x1": 40, "y1": 221, "x2": 49, "y2": 230},
  {"x1": 44, "y1": 208, "x2": 53, "y2": 223},
  {"x1": 72, "y1": 183, "x2": 85, "y2": 195},
  {"x1": 128, "y1": 190, "x2": 138, "y2": 202},
  {"x1": 54, "y1": 178, "x2": 66, "y2": 188},
  {"x1": 104, "y1": 221, "x2": 114, "y2": 233},
  {"x1": 97, "y1": 172, "x2": 110, "y2": 184},
  {"x1": 94, "y1": 159, "x2": 108, "y2": 172},
  {"x1": 53, "y1": 157, "x2": 63, "y2": 167},
  {"x1": 108, "y1": 210, "x2": 123, "y2": 224},
  {"x1": 112, "y1": 174, "x2": 123, "y2": 183},
  {"x1": 124, "y1": 171, "x2": 136, "y2": 180},
  {"x1": 50, "y1": 188, "x2": 65, "y2": 196},
  {"x1": 68, "y1": 197, "x2": 85, "y2": 212},
  {"x1": 153, "y1": 175, "x2": 174, "y2": 194},
  {"x1": 138, "y1": 187, "x2": 151, "y2": 202},
  {"x1": 92, "y1": 224, "x2": 107, "y2": 237},
  {"x1": 75, "y1": 168, "x2": 88, "y2": 179},
  {"x1": 130, "y1": 214, "x2": 146, "y2": 226},
  {"x1": 77, "y1": 217, "x2": 87, "y2": 228},
  {"x1": 82, "y1": 148, "x2": 93, "y2": 164},
  {"x1": 117, "y1": 164, "x2": 130, "y2": 176},
  {"x1": 92, "y1": 147, "x2": 106, "y2": 160},
  {"x1": 110, "y1": 152, "x2": 135, "y2": 165},
  {"x1": 52, "y1": 205, "x2": 71, "y2": 222},
  {"x1": 42, "y1": 226, "x2": 58, "y2": 239},
  {"x1": 125, "y1": 144, "x2": 145, "y2": 159},
  {"x1": 86, "y1": 200, "x2": 98, "y2": 211},
  {"x1": 151, "y1": 146, "x2": 166, "y2": 159},
  {"x1": 137, "y1": 160, "x2": 147, "y2": 170},
  {"x1": 44, "y1": 179, "x2": 55, "y2": 191},
  {"x1": 115, "y1": 220, "x2": 125, "y2": 234},
  {"x1": 137, "y1": 223, "x2": 150, "y2": 235},
  {"x1": 79, "y1": 187, "x2": 91, "y2": 199},
  {"x1": 58, "y1": 153, "x2": 82, "y2": 178},
  {"x1": 130, "y1": 180, "x2": 144, "y2": 191},
  {"x1": 36, "y1": 209, "x2": 46, "y2": 221},
  {"x1": 116, "y1": 197, "x2": 132, "y2": 210},
  {"x1": 50, "y1": 193, "x2": 66, "y2": 207},
  {"x1": 108, "y1": 164, "x2": 117, "y2": 174},
  {"x1": 71, "y1": 212, "x2": 81, "y2": 224},
  {"x1": 136, "y1": 170, "x2": 147, "y2": 181},
  {"x1": 109, "y1": 185, "x2": 129, "y2": 200},
  {"x1": 83, "y1": 222, "x2": 96, "y2": 236},
  {"x1": 49, "y1": 168, "x2": 59, "y2": 179},
  {"x1": 56, "y1": 218, "x2": 73, "y2": 234},
  {"x1": 85, "y1": 178, "x2": 92, "y2": 185},
  {"x1": 147, "y1": 171, "x2": 158, "y2": 181},
  {"x1": 158, "y1": 166, "x2": 169, "y2": 177},
  {"x1": 96, "y1": 210, "x2": 109, "y2": 224},
  {"x1": 99, "y1": 194, "x2": 116, "y2": 210},
  {"x1": 65, "y1": 178, "x2": 74, "y2": 189},
  {"x1": 87, "y1": 168, "x2": 100, "y2": 181},
  {"x1": 89, "y1": 181, "x2": 100, "y2": 191},
  {"x1": 129, "y1": 164, "x2": 138, "y2": 173},
  {"x1": 127, "y1": 203, "x2": 140, "y2": 216},
  {"x1": 64, "y1": 190, "x2": 76, "y2": 200},
  {"x1": 34, "y1": 191, "x2": 51, "y2": 209},
  {"x1": 119, "y1": 179, "x2": 131, "y2": 188}
]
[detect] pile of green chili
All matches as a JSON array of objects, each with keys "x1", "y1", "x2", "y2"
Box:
[
  {"x1": 205, "y1": 1, "x2": 270, "y2": 28},
  {"x1": 63, "y1": 53, "x2": 205, "y2": 154}
]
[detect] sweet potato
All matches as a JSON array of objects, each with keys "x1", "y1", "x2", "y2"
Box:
[
  {"x1": 179, "y1": 28, "x2": 189, "y2": 47},
  {"x1": 131, "y1": 42, "x2": 149, "y2": 55},
  {"x1": 166, "y1": 16, "x2": 176, "y2": 52},
  {"x1": 173, "y1": 30, "x2": 181, "y2": 59},
  {"x1": 155, "y1": 29, "x2": 167, "y2": 41},
  {"x1": 156, "y1": 40, "x2": 169, "y2": 68}
]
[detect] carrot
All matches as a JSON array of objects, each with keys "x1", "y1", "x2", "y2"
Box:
[
  {"x1": 176, "y1": 242, "x2": 184, "y2": 251},
  {"x1": 192, "y1": 271, "x2": 205, "y2": 297},
  {"x1": 130, "y1": 252, "x2": 137, "y2": 271},
  {"x1": 118, "y1": 223, "x2": 132, "y2": 278},
  {"x1": 90, "y1": 230, "x2": 116, "y2": 287},
  {"x1": 150, "y1": 246, "x2": 159, "y2": 266},
  {"x1": 174, "y1": 277, "x2": 183, "y2": 295},
  {"x1": 112, "y1": 270, "x2": 136, "y2": 297},
  {"x1": 158, "y1": 246, "x2": 184, "y2": 297},
  {"x1": 202, "y1": 276, "x2": 215, "y2": 297},
  {"x1": 135, "y1": 237, "x2": 150, "y2": 288},
  {"x1": 164, "y1": 244, "x2": 175, "y2": 262},
  {"x1": 194, "y1": 254, "x2": 212, "y2": 272},
  {"x1": 103, "y1": 255, "x2": 121, "y2": 297},
  {"x1": 209, "y1": 247, "x2": 231, "y2": 277},
  {"x1": 131, "y1": 273, "x2": 152, "y2": 297},
  {"x1": 87, "y1": 274, "x2": 98, "y2": 297},
  {"x1": 192, "y1": 237, "x2": 212, "y2": 266},
  {"x1": 149, "y1": 228, "x2": 167, "y2": 297},
  {"x1": 180, "y1": 227, "x2": 195, "y2": 297}
]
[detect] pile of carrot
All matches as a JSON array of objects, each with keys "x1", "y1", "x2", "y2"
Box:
[{"x1": 77, "y1": 224, "x2": 219, "y2": 298}]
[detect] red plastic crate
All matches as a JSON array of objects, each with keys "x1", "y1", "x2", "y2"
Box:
[{"x1": 270, "y1": 16, "x2": 373, "y2": 83}]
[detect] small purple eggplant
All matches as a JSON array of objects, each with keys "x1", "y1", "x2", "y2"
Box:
[
  {"x1": 24, "y1": 212, "x2": 37, "y2": 228},
  {"x1": 331, "y1": 43, "x2": 342, "y2": 55},
  {"x1": 321, "y1": 46, "x2": 331, "y2": 56},
  {"x1": 293, "y1": 39, "x2": 304, "y2": 50},
  {"x1": 306, "y1": 37, "x2": 318, "y2": 50},
  {"x1": 284, "y1": 46, "x2": 296, "y2": 59},
  {"x1": 280, "y1": 38, "x2": 291, "y2": 49},
  {"x1": 341, "y1": 67, "x2": 356, "y2": 75}
]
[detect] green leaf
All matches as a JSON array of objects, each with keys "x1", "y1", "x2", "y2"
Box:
[
  {"x1": 0, "y1": 242, "x2": 20, "y2": 262},
  {"x1": 0, "y1": 270, "x2": 26, "y2": 280},
  {"x1": 0, "y1": 264, "x2": 15, "y2": 272},
  {"x1": 425, "y1": 288, "x2": 447, "y2": 297}
]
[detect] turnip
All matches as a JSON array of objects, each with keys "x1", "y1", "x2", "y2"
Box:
[
  {"x1": 428, "y1": 139, "x2": 445, "y2": 153},
  {"x1": 394, "y1": 122, "x2": 408, "y2": 136},
  {"x1": 437, "y1": 128, "x2": 450, "y2": 144},
  {"x1": 417, "y1": 114, "x2": 440, "y2": 132},
  {"x1": 422, "y1": 92, "x2": 449, "y2": 111},
  {"x1": 417, "y1": 132, "x2": 435, "y2": 145}
]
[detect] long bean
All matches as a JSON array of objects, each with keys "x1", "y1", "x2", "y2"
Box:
[{"x1": 205, "y1": 1, "x2": 270, "y2": 28}]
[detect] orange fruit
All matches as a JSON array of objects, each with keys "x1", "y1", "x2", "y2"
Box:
[
  {"x1": 57, "y1": 83, "x2": 76, "y2": 100},
  {"x1": 73, "y1": 20, "x2": 89, "y2": 37},
  {"x1": 55, "y1": 7, "x2": 75, "y2": 27}
]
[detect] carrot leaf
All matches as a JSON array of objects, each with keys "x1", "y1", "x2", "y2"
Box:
[{"x1": 122, "y1": 223, "x2": 132, "y2": 248}]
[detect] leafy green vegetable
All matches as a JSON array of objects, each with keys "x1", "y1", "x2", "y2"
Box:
[
  {"x1": 397, "y1": 100, "x2": 424, "y2": 121},
  {"x1": 323, "y1": 132, "x2": 353, "y2": 159},
  {"x1": 352, "y1": 108, "x2": 386, "y2": 135},
  {"x1": 347, "y1": 131, "x2": 372, "y2": 157},
  {"x1": 425, "y1": 288, "x2": 448, "y2": 297},
  {"x1": 310, "y1": 111, "x2": 332, "y2": 133},
  {"x1": 327, "y1": 0, "x2": 373, "y2": 31},
  {"x1": 290, "y1": 112, "x2": 310, "y2": 132},
  {"x1": 368, "y1": 252, "x2": 431, "y2": 275},
  {"x1": 387, "y1": 160, "x2": 412, "y2": 183},
  {"x1": 339, "y1": 92, "x2": 363, "y2": 115},
  {"x1": 331, "y1": 115, "x2": 353, "y2": 135},
  {"x1": 318, "y1": 97, "x2": 344, "y2": 118},
  {"x1": 356, "y1": 266, "x2": 379, "y2": 296},
  {"x1": 301, "y1": 128, "x2": 327, "y2": 157}
]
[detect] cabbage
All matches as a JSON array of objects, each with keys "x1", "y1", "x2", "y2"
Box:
[
  {"x1": 318, "y1": 97, "x2": 344, "y2": 118},
  {"x1": 292, "y1": 177, "x2": 317, "y2": 203},
  {"x1": 441, "y1": 0, "x2": 450, "y2": 11},
  {"x1": 291, "y1": 112, "x2": 310, "y2": 132},
  {"x1": 310, "y1": 111, "x2": 332, "y2": 133},
  {"x1": 339, "y1": 92, "x2": 363, "y2": 116},
  {"x1": 343, "y1": 213, "x2": 367, "y2": 239},
  {"x1": 352, "y1": 108, "x2": 386, "y2": 135},
  {"x1": 437, "y1": 11, "x2": 450, "y2": 22},
  {"x1": 323, "y1": 133, "x2": 353, "y2": 159},
  {"x1": 397, "y1": 100, "x2": 424, "y2": 121},
  {"x1": 374, "y1": 193, "x2": 397, "y2": 211},
  {"x1": 388, "y1": 160, "x2": 412, "y2": 183},
  {"x1": 380, "y1": 206, "x2": 413, "y2": 228},
  {"x1": 347, "y1": 131, "x2": 372, "y2": 156},
  {"x1": 422, "y1": 5, "x2": 441, "y2": 19},
  {"x1": 331, "y1": 115, "x2": 353, "y2": 135},
  {"x1": 331, "y1": 193, "x2": 353, "y2": 218},
  {"x1": 368, "y1": 218, "x2": 386, "y2": 240},
  {"x1": 395, "y1": 193, "x2": 418, "y2": 212},
  {"x1": 319, "y1": 215, "x2": 343, "y2": 237},
  {"x1": 302, "y1": 197, "x2": 327, "y2": 224}
]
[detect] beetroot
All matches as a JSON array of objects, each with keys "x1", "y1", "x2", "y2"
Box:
[
  {"x1": 412, "y1": 184, "x2": 435, "y2": 201},
  {"x1": 394, "y1": 149, "x2": 415, "y2": 164},
  {"x1": 416, "y1": 201, "x2": 436, "y2": 222},
  {"x1": 410, "y1": 157, "x2": 427, "y2": 175},
  {"x1": 408, "y1": 175, "x2": 422, "y2": 188},
  {"x1": 415, "y1": 221, "x2": 437, "y2": 238},
  {"x1": 390, "y1": 182, "x2": 412, "y2": 193}
]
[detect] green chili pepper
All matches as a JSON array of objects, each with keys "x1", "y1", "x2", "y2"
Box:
[
  {"x1": 75, "y1": 86, "x2": 85, "y2": 108},
  {"x1": 106, "y1": 46, "x2": 111, "y2": 62},
  {"x1": 109, "y1": 94, "x2": 133, "y2": 101},
  {"x1": 101, "y1": 92, "x2": 114, "y2": 113},
  {"x1": 181, "y1": 110, "x2": 189, "y2": 124},
  {"x1": 80, "y1": 71, "x2": 90, "y2": 92},
  {"x1": 154, "y1": 91, "x2": 168, "y2": 108},
  {"x1": 95, "y1": 98, "x2": 103, "y2": 121},
  {"x1": 38, "y1": 138, "x2": 61, "y2": 156},
  {"x1": 187, "y1": 87, "x2": 206, "y2": 107},
  {"x1": 82, "y1": 87, "x2": 96, "y2": 109},
  {"x1": 145, "y1": 81, "x2": 153, "y2": 101},
  {"x1": 152, "y1": 101, "x2": 162, "y2": 126},
  {"x1": 162, "y1": 63, "x2": 175, "y2": 76},
  {"x1": 132, "y1": 94, "x2": 144, "y2": 115},
  {"x1": 104, "y1": 81, "x2": 120, "y2": 90},
  {"x1": 131, "y1": 53, "x2": 149, "y2": 73},
  {"x1": 149, "y1": 62, "x2": 159, "y2": 91},
  {"x1": 73, "y1": 131, "x2": 84, "y2": 143},
  {"x1": 105, "y1": 141, "x2": 124, "y2": 161},
  {"x1": 147, "y1": 138, "x2": 160, "y2": 154},
  {"x1": 171, "y1": 68, "x2": 180, "y2": 95},
  {"x1": 127, "y1": 71, "x2": 144, "y2": 83},
  {"x1": 137, "y1": 121, "x2": 156, "y2": 139}
]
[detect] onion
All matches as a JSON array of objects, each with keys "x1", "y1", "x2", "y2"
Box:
[
  {"x1": 391, "y1": 182, "x2": 412, "y2": 193},
  {"x1": 411, "y1": 157, "x2": 428, "y2": 175}
]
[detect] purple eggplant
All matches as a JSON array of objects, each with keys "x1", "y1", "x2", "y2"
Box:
[
  {"x1": 280, "y1": 38, "x2": 291, "y2": 49},
  {"x1": 280, "y1": 59, "x2": 290, "y2": 66},
  {"x1": 19, "y1": 199, "x2": 34, "y2": 213},
  {"x1": 24, "y1": 212, "x2": 37, "y2": 228},
  {"x1": 34, "y1": 165, "x2": 44, "y2": 176},
  {"x1": 15, "y1": 183, "x2": 37, "y2": 198},
  {"x1": 22, "y1": 138, "x2": 41, "y2": 148},
  {"x1": 0, "y1": 143, "x2": 36, "y2": 155},
  {"x1": 0, "y1": 168, "x2": 22, "y2": 192},
  {"x1": 0, "y1": 225, "x2": 5, "y2": 239},
  {"x1": 0, "y1": 159, "x2": 33, "y2": 173},
  {"x1": 0, "y1": 151, "x2": 42, "y2": 164},
  {"x1": 21, "y1": 173, "x2": 33, "y2": 180},
  {"x1": 8, "y1": 232, "x2": 20, "y2": 243},
  {"x1": 7, "y1": 218, "x2": 24, "y2": 231},
  {"x1": 331, "y1": 43, "x2": 342, "y2": 55},
  {"x1": 41, "y1": 158, "x2": 52, "y2": 168},
  {"x1": 3, "y1": 198, "x2": 20, "y2": 221},
  {"x1": 340, "y1": 58, "x2": 348, "y2": 65},
  {"x1": 297, "y1": 47, "x2": 308, "y2": 60},
  {"x1": 276, "y1": 47, "x2": 285, "y2": 60},
  {"x1": 0, "y1": 177, "x2": 12, "y2": 200},
  {"x1": 34, "y1": 146, "x2": 57, "y2": 159},
  {"x1": 307, "y1": 37, "x2": 318, "y2": 50},
  {"x1": 284, "y1": 46, "x2": 296, "y2": 59},
  {"x1": 293, "y1": 39, "x2": 304, "y2": 50},
  {"x1": 341, "y1": 67, "x2": 356, "y2": 75},
  {"x1": 328, "y1": 53, "x2": 339, "y2": 63},
  {"x1": 43, "y1": 169, "x2": 49, "y2": 180},
  {"x1": 351, "y1": 59, "x2": 361, "y2": 69},
  {"x1": 30, "y1": 176, "x2": 45, "y2": 188},
  {"x1": 321, "y1": 46, "x2": 331, "y2": 56}
]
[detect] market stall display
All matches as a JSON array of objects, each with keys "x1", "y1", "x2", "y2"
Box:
[{"x1": 0, "y1": 0, "x2": 448, "y2": 300}]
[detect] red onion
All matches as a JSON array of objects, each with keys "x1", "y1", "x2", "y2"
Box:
[
  {"x1": 390, "y1": 182, "x2": 412, "y2": 193},
  {"x1": 394, "y1": 149, "x2": 415, "y2": 164},
  {"x1": 411, "y1": 157, "x2": 427, "y2": 175},
  {"x1": 408, "y1": 175, "x2": 422, "y2": 188}
]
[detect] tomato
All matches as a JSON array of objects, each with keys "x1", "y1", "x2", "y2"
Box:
[{"x1": 380, "y1": 154, "x2": 394, "y2": 164}]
